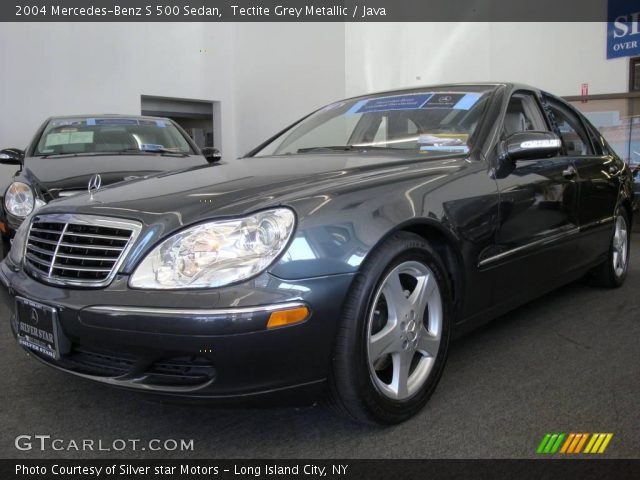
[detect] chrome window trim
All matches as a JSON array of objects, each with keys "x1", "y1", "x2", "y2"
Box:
[
  {"x1": 478, "y1": 226, "x2": 580, "y2": 268},
  {"x1": 478, "y1": 214, "x2": 615, "y2": 268},
  {"x1": 24, "y1": 213, "x2": 142, "y2": 288},
  {"x1": 580, "y1": 216, "x2": 616, "y2": 230}
]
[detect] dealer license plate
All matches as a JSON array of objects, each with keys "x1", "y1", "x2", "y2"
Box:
[{"x1": 16, "y1": 296, "x2": 60, "y2": 360}]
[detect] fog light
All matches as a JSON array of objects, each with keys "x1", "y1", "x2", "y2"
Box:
[{"x1": 267, "y1": 306, "x2": 309, "y2": 329}]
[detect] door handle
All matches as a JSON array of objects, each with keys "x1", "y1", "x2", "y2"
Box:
[{"x1": 562, "y1": 166, "x2": 577, "y2": 179}]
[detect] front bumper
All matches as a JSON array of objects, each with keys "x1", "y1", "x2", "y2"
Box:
[{"x1": 0, "y1": 260, "x2": 355, "y2": 403}]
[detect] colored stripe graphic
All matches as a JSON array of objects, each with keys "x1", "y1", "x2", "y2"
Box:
[
  {"x1": 574, "y1": 433, "x2": 589, "y2": 453},
  {"x1": 550, "y1": 434, "x2": 565, "y2": 453},
  {"x1": 585, "y1": 433, "x2": 614, "y2": 454},
  {"x1": 569, "y1": 433, "x2": 588, "y2": 454},
  {"x1": 598, "y1": 434, "x2": 613, "y2": 453},
  {"x1": 584, "y1": 434, "x2": 599, "y2": 453},
  {"x1": 537, "y1": 433, "x2": 565, "y2": 454},
  {"x1": 538, "y1": 433, "x2": 613, "y2": 454},
  {"x1": 560, "y1": 433, "x2": 575, "y2": 453},
  {"x1": 536, "y1": 434, "x2": 552, "y2": 454}
]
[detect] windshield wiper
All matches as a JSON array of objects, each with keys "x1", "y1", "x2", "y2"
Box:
[
  {"x1": 296, "y1": 145, "x2": 398, "y2": 153},
  {"x1": 35, "y1": 149, "x2": 190, "y2": 158},
  {"x1": 35, "y1": 152, "x2": 87, "y2": 159},
  {"x1": 117, "y1": 148, "x2": 189, "y2": 157}
]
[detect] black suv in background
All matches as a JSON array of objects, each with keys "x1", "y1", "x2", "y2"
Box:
[{"x1": 0, "y1": 115, "x2": 221, "y2": 256}]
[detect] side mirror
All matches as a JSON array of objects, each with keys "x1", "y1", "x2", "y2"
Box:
[
  {"x1": 201, "y1": 147, "x2": 222, "y2": 163},
  {"x1": 500, "y1": 131, "x2": 561, "y2": 162},
  {"x1": 0, "y1": 148, "x2": 24, "y2": 165}
]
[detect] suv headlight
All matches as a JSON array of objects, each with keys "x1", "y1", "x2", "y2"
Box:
[
  {"x1": 5, "y1": 182, "x2": 35, "y2": 218},
  {"x1": 129, "y1": 208, "x2": 296, "y2": 289}
]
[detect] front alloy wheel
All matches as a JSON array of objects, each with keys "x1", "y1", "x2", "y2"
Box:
[
  {"x1": 367, "y1": 261, "x2": 442, "y2": 400},
  {"x1": 327, "y1": 232, "x2": 451, "y2": 425}
]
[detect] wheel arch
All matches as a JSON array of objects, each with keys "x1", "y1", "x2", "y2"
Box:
[{"x1": 367, "y1": 219, "x2": 465, "y2": 315}]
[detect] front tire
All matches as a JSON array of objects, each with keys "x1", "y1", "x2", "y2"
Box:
[
  {"x1": 327, "y1": 232, "x2": 452, "y2": 425},
  {"x1": 590, "y1": 209, "x2": 630, "y2": 288}
]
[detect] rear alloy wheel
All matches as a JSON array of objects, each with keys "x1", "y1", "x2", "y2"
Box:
[
  {"x1": 590, "y1": 209, "x2": 630, "y2": 288},
  {"x1": 327, "y1": 232, "x2": 451, "y2": 425},
  {"x1": 612, "y1": 215, "x2": 629, "y2": 278}
]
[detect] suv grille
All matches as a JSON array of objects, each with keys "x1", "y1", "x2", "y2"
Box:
[{"x1": 24, "y1": 214, "x2": 142, "y2": 287}]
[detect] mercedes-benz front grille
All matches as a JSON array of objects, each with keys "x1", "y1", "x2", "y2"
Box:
[{"x1": 24, "y1": 214, "x2": 142, "y2": 287}]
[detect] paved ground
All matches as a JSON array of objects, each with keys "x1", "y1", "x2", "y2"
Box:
[{"x1": 1, "y1": 240, "x2": 639, "y2": 460}]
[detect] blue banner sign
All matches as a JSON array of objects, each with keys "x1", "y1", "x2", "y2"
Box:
[
  {"x1": 346, "y1": 92, "x2": 483, "y2": 115},
  {"x1": 607, "y1": 0, "x2": 640, "y2": 59},
  {"x1": 348, "y1": 94, "x2": 434, "y2": 114}
]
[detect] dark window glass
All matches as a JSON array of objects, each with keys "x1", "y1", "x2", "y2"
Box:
[
  {"x1": 35, "y1": 117, "x2": 194, "y2": 156},
  {"x1": 502, "y1": 92, "x2": 548, "y2": 136},
  {"x1": 546, "y1": 100, "x2": 594, "y2": 156},
  {"x1": 631, "y1": 57, "x2": 640, "y2": 92},
  {"x1": 582, "y1": 121, "x2": 605, "y2": 156}
]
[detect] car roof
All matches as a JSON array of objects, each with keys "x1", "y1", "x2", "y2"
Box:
[{"x1": 343, "y1": 82, "x2": 541, "y2": 102}]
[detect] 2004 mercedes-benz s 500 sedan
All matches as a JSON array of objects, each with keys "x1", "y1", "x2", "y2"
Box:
[{"x1": 0, "y1": 83, "x2": 633, "y2": 424}]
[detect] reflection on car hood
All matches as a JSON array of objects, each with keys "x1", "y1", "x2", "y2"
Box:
[{"x1": 41, "y1": 152, "x2": 467, "y2": 225}]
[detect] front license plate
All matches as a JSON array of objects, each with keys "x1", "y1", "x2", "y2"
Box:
[{"x1": 16, "y1": 296, "x2": 60, "y2": 360}]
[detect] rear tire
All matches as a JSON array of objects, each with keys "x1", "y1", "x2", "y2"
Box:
[
  {"x1": 589, "y1": 209, "x2": 630, "y2": 288},
  {"x1": 327, "y1": 232, "x2": 452, "y2": 425}
]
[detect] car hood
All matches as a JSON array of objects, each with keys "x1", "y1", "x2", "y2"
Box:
[
  {"x1": 35, "y1": 152, "x2": 470, "y2": 273},
  {"x1": 42, "y1": 152, "x2": 467, "y2": 224},
  {"x1": 21, "y1": 154, "x2": 206, "y2": 197}
]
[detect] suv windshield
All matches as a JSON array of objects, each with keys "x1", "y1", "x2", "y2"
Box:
[
  {"x1": 254, "y1": 86, "x2": 494, "y2": 157},
  {"x1": 34, "y1": 117, "x2": 194, "y2": 156}
]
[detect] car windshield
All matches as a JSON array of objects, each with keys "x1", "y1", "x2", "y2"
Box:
[
  {"x1": 254, "y1": 86, "x2": 495, "y2": 157},
  {"x1": 34, "y1": 117, "x2": 194, "y2": 156}
]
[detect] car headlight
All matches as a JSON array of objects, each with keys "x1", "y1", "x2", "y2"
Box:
[
  {"x1": 129, "y1": 208, "x2": 296, "y2": 289},
  {"x1": 5, "y1": 182, "x2": 35, "y2": 218}
]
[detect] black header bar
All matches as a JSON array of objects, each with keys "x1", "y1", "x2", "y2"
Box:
[{"x1": 1, "y1": 0, "x2": 611, "y2": 22}]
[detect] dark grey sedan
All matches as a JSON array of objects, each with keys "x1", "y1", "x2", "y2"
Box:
[{"x1": 0, "y1": 83, "x2": 633, "y2": 424}]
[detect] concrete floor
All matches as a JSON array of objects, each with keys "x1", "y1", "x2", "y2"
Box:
[{"x1": 1, "y1": 240, "x2": 639, "y2": 459}]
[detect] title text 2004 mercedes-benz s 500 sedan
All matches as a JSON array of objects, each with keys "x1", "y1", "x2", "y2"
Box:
[{"x1": 0, "y1": 83, "x2": 633, "y2": 424}]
